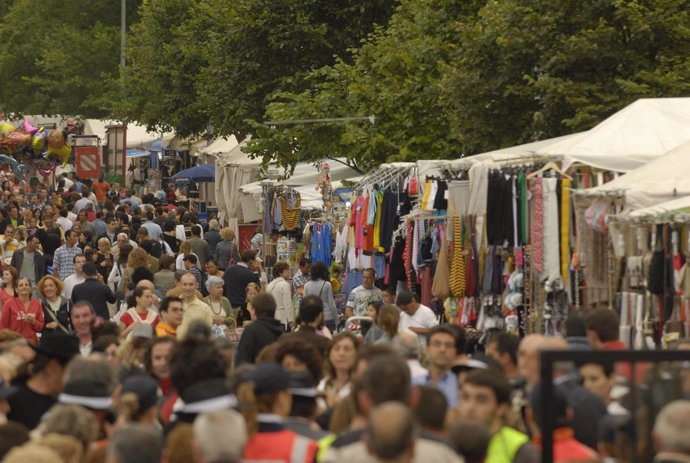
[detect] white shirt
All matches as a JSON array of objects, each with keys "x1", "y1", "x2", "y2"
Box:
[
  {"x1": 407, "y1": 359, "x2": 428, "y2": 379},
  {"x1": 266, "y1": 276, "x2": 293, "y2": 326},
  {"x1": 63, "y1": 274, "x2": 86, "y2": 299},
  {"x1": 79, "y1": 341, "x2": 92, "y2": 356},
  {"x1": 56, "y1": 216, "x2": 73, "y2": 232},
  {"x1": 74, "y1": 197, "x2": 94, "y2": 214},
  {"x1": 398, "y1": 304, "x2": 438, "y2": 345}
]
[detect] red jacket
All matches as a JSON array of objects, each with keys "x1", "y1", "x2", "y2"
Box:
[
  {"x1": 244, "y1": 426, "x2": 318, "y2": 463},
  {"x1": 0, "y1": 297, "x2": 44, "y2": 343},
  {"x1": 534, "y1": 428, "x2": 599, "y2": 462}
]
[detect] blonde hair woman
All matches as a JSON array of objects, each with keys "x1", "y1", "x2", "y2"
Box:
[
  {"x1": 214, "y1": 227, "x2": 240, "y2": 270},
  {"x1": 175, "y1": 240, "x2": 200, "y2": 271},
  {"x1": 38, "y1": 275, "x2": 71, "y2": 334}
]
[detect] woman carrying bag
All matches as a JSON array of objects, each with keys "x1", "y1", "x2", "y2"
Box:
[{"x1": 38, "y1": 275, "x2": 72, "y2": 334}]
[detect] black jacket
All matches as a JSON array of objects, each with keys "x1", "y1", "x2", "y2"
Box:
[
  {"x1": 223, "y1": 264, "x2": 260, "y2": 307},
  {"x1": 10, "y1": 249, "x2": 46, "y2": 284},
  {"x1": 71, "y1": 278, "x2": 116, "y2": 320},
  {"x1": 235, "y1": 317, "x2": 284, "y2": 365}
]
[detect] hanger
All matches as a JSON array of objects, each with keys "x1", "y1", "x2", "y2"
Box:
[{"x1": 526, "y1": 161, "x2": 572, "y2": 180}]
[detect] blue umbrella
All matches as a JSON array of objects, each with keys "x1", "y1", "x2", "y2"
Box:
[{"x1": 172, "y1": 163, "x2": 215, "y2": 183}]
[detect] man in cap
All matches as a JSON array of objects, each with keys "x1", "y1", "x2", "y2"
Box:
[
  {"x1": 284, "y1": 371, "x2": 328, "y2": 440},
  {"x1": 59, "y1": 355, "x2": 117, "y2": 440},
  {"x1": 7, "y1": 333, "x2": 80, "y2": 429}
]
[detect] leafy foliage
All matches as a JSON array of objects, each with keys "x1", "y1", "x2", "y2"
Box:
[
  {"x1": 248, "y1": 0, "x2": 483, "y2": 172},
  {"x1": 0, "y1": 0, "x2": 140, "y2": 117},
  {"x1": 442, "y1": 0, "x2": 690, "y2": 154}
]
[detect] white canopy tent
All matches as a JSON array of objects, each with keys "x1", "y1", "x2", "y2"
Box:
[
  {"x1": 83, "y1": 119, "x2": 175, "y2": 148},
  {"x1": 214, "y1": 138, "x2": 262, "y2": 237},
  {"x1": 454, "y1": 132, "x2": 586, "y2": 166},
  {"x1": 200, "y1": 136, "x2": 239, "y2": 155},
  {"x1": 607, "y1": 196, "x2": 690, "y2": 225},
  {"x1": 238, "y1": 159, "x2": 361, "y2": 220},
  {"x1": 582, "y1": 140, "x2": 690, "y2": 210},
  {"x1": 533, "y1": 98, "x2": 690, "y2": 172}
]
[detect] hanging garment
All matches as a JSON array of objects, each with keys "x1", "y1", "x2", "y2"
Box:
[
  {"x1": 279, "y1": 192, "x2": 301, "y2": 231},
  {"x1": 373, "y1": 190, "x2": 384, "y2": 252},
  {"x1": 421, "y1": 180, "x2": 433, "y2": 211},
  {"x1": 263, "y1": 190, "x2": 275, "y2": 234},
  {"x1": 425, "y1": 180, "x2": 438, "y2": 210},
  {"x1": 404, "y1": 223, "x2": 414, "y2": 289},
  {"x1": 465, "y1": 216, "x2": 478, "y2": 297},
  {"x1": 542, "y1": 177, "x2": 560, "y2": 282},
  {"x1": 361, "y1": 194, "x2": 373, "y2": 252},
  {"x1": 518, "y1": 172, "x2": 528, "y2": 245},
  {"x1": 419, "y1": 265, "x2": 433, "y2": 307},
  {"x1": 448, "y1": 180, "x2": 470, "y2": 216},
  {"x1": 379, "y1": 191, "x2": 400, "y2": 252},
  {"x1": 352, "y1": 195, "x2": 365, "y2": 251},
  {"x1": 529, "y1": 178, "x2": 544, "y2": 275},
  {"x1": 512, "y1": 176, "x2": 519, "y2": 247},
  {"x1": 433, "y1": 180, "x2": 449, "y2": 211},
  {"x1": 389, "y1": 236, "x2": 407, "y2": 283},
  {"x1": 432, "y1": 228, "x2": 451, "y2": 299},
  {"x1": 411, "y1": 221, "x2": 420, "y2": 275},
  {"x1": 310, "y1": 223, "x2": 333, "y2": 266},
  {"x1": 560, "y1": 178, "x2": 571, "y2": 284},
  {"x1": 450, "y1": 216, "x2": 465, "y2": 298},
  {"x1": 468, "y1": 163, "x2": 488, "y2": 216},
  {"x1": 486, "y1": 172, "x2": 513, "y2": 246}
]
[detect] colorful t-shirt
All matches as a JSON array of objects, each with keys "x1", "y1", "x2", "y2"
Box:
[{"x1": 345, "y1": 285, "x2": 382, "y2": 317}]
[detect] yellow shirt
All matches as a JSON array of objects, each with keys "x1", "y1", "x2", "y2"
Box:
[
  {"x1": 177, "y1": 298, "x2": 213, "y2": 340},
  {"x1": 155, "y1": 322, "x2": 177, "y2": 338}
]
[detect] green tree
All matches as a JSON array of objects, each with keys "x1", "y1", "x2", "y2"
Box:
[
  {"x1": 248, "y1": 0, "x2": 483, "y2": 173},
  {"x1": 195, "y1": 0, "x2": 398, "y2": 139},
  {"x1": 0, "y1": 0, "x2": 140, "y2": 117},
  {"x1": 111, "y1": 0, "x2": 396, "y2": 139},
  {"x1": 107, "y1": 0, "x2": 210, "y2": 137},
  {"x1": 442, "y1": 0, "x2": 690, "y2": 154}
]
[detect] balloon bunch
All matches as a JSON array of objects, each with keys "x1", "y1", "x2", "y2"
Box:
[{"x1": 0, "y1": 117, "x2": 71, "y2": 167}]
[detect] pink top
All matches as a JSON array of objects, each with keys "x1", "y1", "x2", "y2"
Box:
[{"x1": 0, "y1": 297, "x2": 44, "y2": 343}]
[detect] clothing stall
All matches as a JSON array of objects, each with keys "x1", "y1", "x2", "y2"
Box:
[{"x1": 336, "y1": 155, "x2": 625, "y2": 347}]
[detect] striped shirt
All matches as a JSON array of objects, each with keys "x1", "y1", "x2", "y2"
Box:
[{"x1": 53, "y1": 244, "x2": 82, "y2": 279}]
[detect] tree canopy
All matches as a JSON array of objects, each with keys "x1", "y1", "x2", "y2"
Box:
[
  {"x1": 1, "y1": 0, "x2": 690, "y2": 171},
  {"x1": 0, "y1": 0, "x2": 141, "y2": 118}
]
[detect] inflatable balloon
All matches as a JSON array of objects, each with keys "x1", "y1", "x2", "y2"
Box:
[
  {"x1": 47, "y1": 129, "x2": 66, "y2": 150},
  {"x1": 31, "y1": 128, "x2": 46, "y2": 154},
  {"x1": 0, "y1": 122, "x2": 14, "y2": 139},
  {"x1": 22, "y1": 117, "x2": 38, "y2": 135},
  {"x1": 46, "y1": 143, "x2": 71, "y2": 167},
  {"x1": 7, "y1": 131, "x2": 31, "y2": 147}
]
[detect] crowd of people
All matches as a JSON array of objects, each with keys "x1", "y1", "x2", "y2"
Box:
[{"x1": 0, "y1": 171, "x2": 687, "y2": 463}]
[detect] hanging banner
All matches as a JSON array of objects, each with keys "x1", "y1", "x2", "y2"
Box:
[{"x1": 75, "y1": 146, "x2": 101, "y2": 179}]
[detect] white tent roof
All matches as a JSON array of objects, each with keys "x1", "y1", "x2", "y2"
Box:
[
  {"x1": 239, "y1": 159, "x2": 360, "y2": 214},
  {"x1": 83, "y1": 119, "x2": 174, "y2": 148},
  {"x1": 239, "y1": 159, "x2": 359, "y2": 194},
  {"x1": 200, "y1": 136, "x2": 239, "y2": 155},
  {"x1": 583, "y1": 140, "x2": 690, "y2": 210},
  {"x1": 215, "y1": 138, "x2": 261, "y2": 168},
  {"x1": 458, "y1": 132, "x2": 585, "y2": 165},
  {"x1": 607, "y1": 195, "x2": 690, "y2": 224},
  {"x1": 534, "y1": 98, "x2": 690, "y2": 172}
]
